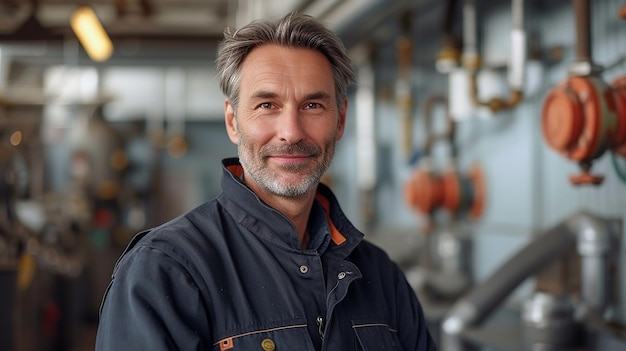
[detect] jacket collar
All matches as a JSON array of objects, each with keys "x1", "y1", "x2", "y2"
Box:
[{"x1": 219, "y1": 157, "x2": 363, "y2": 255}]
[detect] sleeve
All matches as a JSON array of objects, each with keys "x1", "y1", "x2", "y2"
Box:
[
  {"x1": 95, "y1": 246, "x2": 211, "y2": 351},
  {"x1": 395, "y1": 265, "x2": 438, "y2": 351}
]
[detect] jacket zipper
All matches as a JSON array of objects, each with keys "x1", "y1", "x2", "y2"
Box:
[
  {"x1": 320, "y1": 272, "x2": 346, "y2": 346},
  {"x1": 316, "y1": 315, "x2": 325, "y2": 340}
]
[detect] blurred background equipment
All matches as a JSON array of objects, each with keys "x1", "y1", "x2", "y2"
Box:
[
  {"x1": 541, "y1": 0, "x2": 626, "y2": 186},
  {"x1": 1, "y1": 0, "x2": 626, "y2": 350},
  {"x1": 441, "y1": 211, "x2": 623, "y2": 351}
]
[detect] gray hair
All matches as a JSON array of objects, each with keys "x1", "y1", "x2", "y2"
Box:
[{"x1": 216, "y1": 12, "x2": 356, "y2": 111}]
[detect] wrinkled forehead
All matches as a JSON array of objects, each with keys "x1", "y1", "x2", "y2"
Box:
[{"x1": 238, "y1": 45, "x2": 336, "y2": 99}]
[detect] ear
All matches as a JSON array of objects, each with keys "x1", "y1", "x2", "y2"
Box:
[
  {"x1": 224, "y1": 99, "x2": 239, "y2": 144},
  {"x1": 335, "y1": 99, "x2": 348, "y2": 141}
]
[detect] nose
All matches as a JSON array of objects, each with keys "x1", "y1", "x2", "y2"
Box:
[{"x1": 276, "y1": 107, "x2": 305, "y2": 144}]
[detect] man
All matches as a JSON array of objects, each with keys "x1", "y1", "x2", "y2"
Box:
[{"x1": 96, "y1": 12, "x2": 436, "y2": 350}]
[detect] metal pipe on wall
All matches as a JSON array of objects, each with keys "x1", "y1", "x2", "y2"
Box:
[
  {"x1": 355, "y1": 48, "x2": 377, "y2": 226},
  {"x1": 464, "y1": 0, "x2": 526, "y2": 113},
  {"x1": 423, "y1": 94, "x2": 456, "y2": 160},
  {"x1": 569, "y1": 0, "x2": 602, "y2": 76},
  {"x1": 507, "y1": 0, "x2": 526, "y2": 92},
  {"x1": 461, "y1": 0, "x2": 479, "y2": 71},
  {"x1": 440, "y1": 211, "x2": 618, "y2": 350},
  {"x1": 573, "y1": 214, "x2": 612, "y2": 312},
  {"x1": 396, "y1": 11, "x2": 414, "y2": 159},
  {"x1": 574, "y1": 0, "x2": 592, "y2": 63},
  {"x1": 436, "y1": 0, "x2": 461, "y2": 73}
]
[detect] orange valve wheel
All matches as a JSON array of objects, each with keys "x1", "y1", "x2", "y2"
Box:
[
  {"x1": 542, "y1": 76, "x2": 618, "y2": 185},
  {"x1": 542, "y1": 76, "x2": 607, "y2": 161},
  {"x1": 440, "y1": 166, "x2": 486, "y2": 219},
  {"x1": 404, "y1": 168, "x2": 443, "y2": 215},
  {"x1": 541, "y1": 86, "x2": 584, "y2": 152}
]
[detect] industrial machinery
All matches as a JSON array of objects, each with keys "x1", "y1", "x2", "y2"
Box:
[
  {"x1": 441, "y1": 211, "x2": 626, "y2": 351},
  {"x1": 404, "y1": 94, "x2": 486, "y2": 232},
  {"x1": 403, "y1": 93, "x2": 486, "y2": 319},
  {"x1": 0, "y1": 85, "x2": 157, "y2": 350},
  {"x1": 542, "y1": 0, "x2": 626, "y2": 185}
]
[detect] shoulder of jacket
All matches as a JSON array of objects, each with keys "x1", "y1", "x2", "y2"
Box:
[{"x1": 112, "y1": 200, "x2": 225, "y2": 274}]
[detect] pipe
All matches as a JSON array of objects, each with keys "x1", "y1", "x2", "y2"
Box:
[
  {"x1": 423, "y1": 94, "x2": 456, "y2": 159},
  {"x1": 572, "y1": 213, "x2": 612, "y2": 312},
  {"x1": 443, "y1": 0, "x2": 460, "y2": 45},
  {"x1": 436, "y1": 0, "x2": 461, "y2": 73},
  {"x1": 573, "y1": 0, "x2": 591, "y2": 63},
  {"x1": 441, "y1": 211, "x2": 614, "y2": 349},
  {"x1": 355, "y1": 54, "x2": 377, "y2": 226},
  {"x1": 442, "y1": 221, "x2": 576, "y2": 336},
  {"x1": 461, "y1": 0, "x2": 479, "y2": 71},
  {"x1": 508, "y1": 0, "x2": 526, "y2": 91},
  {"x1": 397, "y1": 11, "x2": 413, "y2": 159},
  {"x1": 464, "y1": 0, "x2": 525, "y2": 113},
  {"x1": 569, "y1": 0, "x2": 602, "y2": 76},
  {"x1": 469, "y1": 74, "x2": 523, "y2": 113}
]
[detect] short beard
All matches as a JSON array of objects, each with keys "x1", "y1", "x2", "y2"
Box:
[{"x1": 237, "y1": 134, "x2": 336, "y2": 198}]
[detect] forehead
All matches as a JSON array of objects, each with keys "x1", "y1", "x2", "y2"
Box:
[
  {"x1": 239, "y1": 44, "x2": 335, "y2": 93},
  {"x1": 242, "y1": 44, "x2": 331, "y2": 70}
]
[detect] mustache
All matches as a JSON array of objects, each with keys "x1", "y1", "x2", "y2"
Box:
[{"x1": 261, "y1": 142, "x2": 321, "y2": 157}]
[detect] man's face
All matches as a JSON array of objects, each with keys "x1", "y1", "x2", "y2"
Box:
[{"x1": 224, "y1": 44, "x2": 346, "y2": 199}]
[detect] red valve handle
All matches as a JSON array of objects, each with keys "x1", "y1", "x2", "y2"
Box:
[{"x1": 569, "y1": 172, "x2": 605, "y2": 185}]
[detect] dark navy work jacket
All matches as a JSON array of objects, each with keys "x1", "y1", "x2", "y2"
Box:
[{"x1": 95, "y1": 158, "x2": 436, "y2": 351}]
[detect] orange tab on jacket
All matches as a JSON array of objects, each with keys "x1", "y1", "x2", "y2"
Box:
[{"x1": 219, "y1": 337, "x2": 234, "y2": 351}]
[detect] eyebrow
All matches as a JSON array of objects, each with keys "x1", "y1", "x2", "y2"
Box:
[
  {"x1": 250, "y1": 90, "x2": 332, "y2": 101},
  {"x1": 304, "y1": 91, "x2": 332, "y2": 101},
  {"x1": 252, "y1": 91, "x2": 279, "y2": 100}
]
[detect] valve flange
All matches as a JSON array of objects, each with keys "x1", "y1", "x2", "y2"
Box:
[{"x1": 541, "y1": 75, "x2": 626, "y2": 185}]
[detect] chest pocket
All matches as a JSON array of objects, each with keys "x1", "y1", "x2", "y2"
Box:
[
  {"x1": 213, "y1": 322, "x2": 315, "y2": 351},
  {"x1": 353, "y1": 323, "x2": 403, "y2": 351}
]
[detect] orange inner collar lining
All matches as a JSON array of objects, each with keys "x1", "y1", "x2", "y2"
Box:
[{"x1": 227, "y1": 165, "x2": 347, "y2": 245}]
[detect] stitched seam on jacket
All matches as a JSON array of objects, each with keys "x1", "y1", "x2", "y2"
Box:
[
  {"x1": 352, "y1": 323, "x2": 398, "y2": 333},
  {"x1": 213, "y1": 324, "x2": 308, "y2": 346}
]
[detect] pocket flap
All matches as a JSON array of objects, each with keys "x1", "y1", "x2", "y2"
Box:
[{"x1": 353, "y1": 322, "x2": 402, "y2": 350}]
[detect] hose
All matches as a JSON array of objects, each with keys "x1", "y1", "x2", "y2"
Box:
[{"x1": 611, "y1": 152, "x2": 626, "y2": 184}]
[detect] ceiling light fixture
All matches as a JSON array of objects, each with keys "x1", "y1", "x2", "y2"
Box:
[{"x1": 70, "y1": 6, "x2": 113, "y2": 62}]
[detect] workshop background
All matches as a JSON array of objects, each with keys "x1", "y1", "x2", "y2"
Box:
[{"x1": 1, "y1": 0, "x2": 626, "y2": 350}]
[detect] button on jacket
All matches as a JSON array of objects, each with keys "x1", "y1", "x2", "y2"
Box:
[{"x1": 95, "y1": 158, "x2": 436, "y2": 351}]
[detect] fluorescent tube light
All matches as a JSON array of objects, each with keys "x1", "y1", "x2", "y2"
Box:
[{"x1": 70, "y1": 6, "x2": 113, "y2": 62}]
